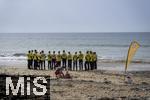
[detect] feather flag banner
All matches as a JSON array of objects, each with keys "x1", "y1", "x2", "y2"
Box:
[{"x1": 125, "y1": 41, "x2": 140, "y2": 72}]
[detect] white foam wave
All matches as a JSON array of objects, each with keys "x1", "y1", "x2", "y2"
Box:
[{"x1": 0, "y1": 56, "x2": 26, "y2": 60}]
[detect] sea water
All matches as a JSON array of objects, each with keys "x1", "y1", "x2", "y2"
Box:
[{"x1": 0, "y1": 33, "x2": 150, "y2": 71}]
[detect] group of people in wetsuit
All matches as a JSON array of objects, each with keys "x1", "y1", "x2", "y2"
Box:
[{"x1": 27, "y1": 50, "x2": 97, "y2": 71}]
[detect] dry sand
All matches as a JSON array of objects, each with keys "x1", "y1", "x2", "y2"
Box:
[{"x1": 0, "y1": 67, "x2": 150, "y2": 100}]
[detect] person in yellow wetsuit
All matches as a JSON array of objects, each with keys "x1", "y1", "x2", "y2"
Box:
[
  {"x1": 61, "y1": 50, "x2": 67, "y2": 70},
  {"x1": 27, "y1": 50, "x2": 32, "y2": 69},
  {"x1": 84, "y1": 51, "x2": 90, "y2": 71},
  {"x1": 52, "y1": 51, "x2": 56, "y2": 70},
  {"x1": 67, "y1": 52, "x2": 72, "y2": 70},
  {"x1": 73, "y1": 52, "x2": 78, "y2": 71},
  {"x1": 89, "y1": 51, "x2": 94, "y2": 70},
  {"x1": 47, "y1": 51, "x2": 52, "y2": 70},
  {"x1": 56, "y1": 51, "x2": 62, "y2": 67},
  {"x1": 37, "y1": 51, "x2": 42, "y2": 70},
  {"x1": 30, "y1": 50, "x2": 34, "y2": 69},
  {"x1": 33, "y1": 50, "x2": 38, "y2": 70},
  {"x1": 93, "y1": 52, "x2": 97, "y2": 70},
  {"x1": 41, "y1": 50, "x2": 46, "y2": 70},
  {"x1": 78, "y1": 51, "x2": 84, "y2": 71}
]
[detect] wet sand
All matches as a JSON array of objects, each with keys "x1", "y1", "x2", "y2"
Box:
[{"x1": 0, "y1": 67, "x2": 150, "y2": 100}]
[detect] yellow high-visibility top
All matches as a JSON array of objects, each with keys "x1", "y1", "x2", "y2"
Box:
[
  {"x1": 37, "y1": 53, "x2": 41, "y2": 61},
  {"x1": 41, "y1": 53, "x2": 46, "y2": 61},
  {"x1": 56, "y1": 54, "x2": 62, "y2": 61},
  {"x1": 62, "y1": 53, "x2": 67, "y2": 59},
  {"x1": 30, "y1": 52, "x2": 34, "y2": 60},
  {"x1": 93, "y1": 54, "x2": 97, "y2": 61},
  {"x1": 68, "y1": 54, "x2": 72, "y2": 60},
  {"x1": 78, "y1": 53, "x2": 84, "y2": 60},
  {"x1": 27, "y1": 53, "x2": 32, "y2": 60},
  {"x1": 52, "y1": 54, "x2": 56, "y2": 59},
  {"x1": 85, "y1": 54, "x2": 91, "y2": 61},
  {"x1": 33, "y1": 53, "x2": 38, "y2": 60},
  {"x1": 90, "y1": 54, "x2": 94, "y2": 61},
  {"x1": 47, "y1": 54, "x2": 52, "y2": 61},
  {"x1": 73, "y1": 54, "x2": 78, "y2": 61}
]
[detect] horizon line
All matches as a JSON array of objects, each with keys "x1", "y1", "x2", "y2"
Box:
[{"x1": 0, "y1": 32, "x2": 150, "y2": 34}]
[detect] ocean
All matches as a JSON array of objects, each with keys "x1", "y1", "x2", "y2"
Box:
[{"x1": 0, "y1": 33, "x2": 150, "y2": 71}]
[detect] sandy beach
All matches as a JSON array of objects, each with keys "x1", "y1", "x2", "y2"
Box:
[{"x1": 0, "y1": 67, "x2": 150, "y2": 100}]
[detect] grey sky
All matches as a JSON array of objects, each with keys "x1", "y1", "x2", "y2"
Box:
[{"x1": 0, "y1": 0, "x2": 150, "y2": 33}]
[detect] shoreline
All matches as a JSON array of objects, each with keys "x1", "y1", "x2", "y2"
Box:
[{"x1": 0, "y1": 60, "x2": 150, "y2": 71}]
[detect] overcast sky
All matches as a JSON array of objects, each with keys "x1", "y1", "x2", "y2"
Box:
[{"x1": 0, "y1": 0, "x2": 150, "y2": 33}]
